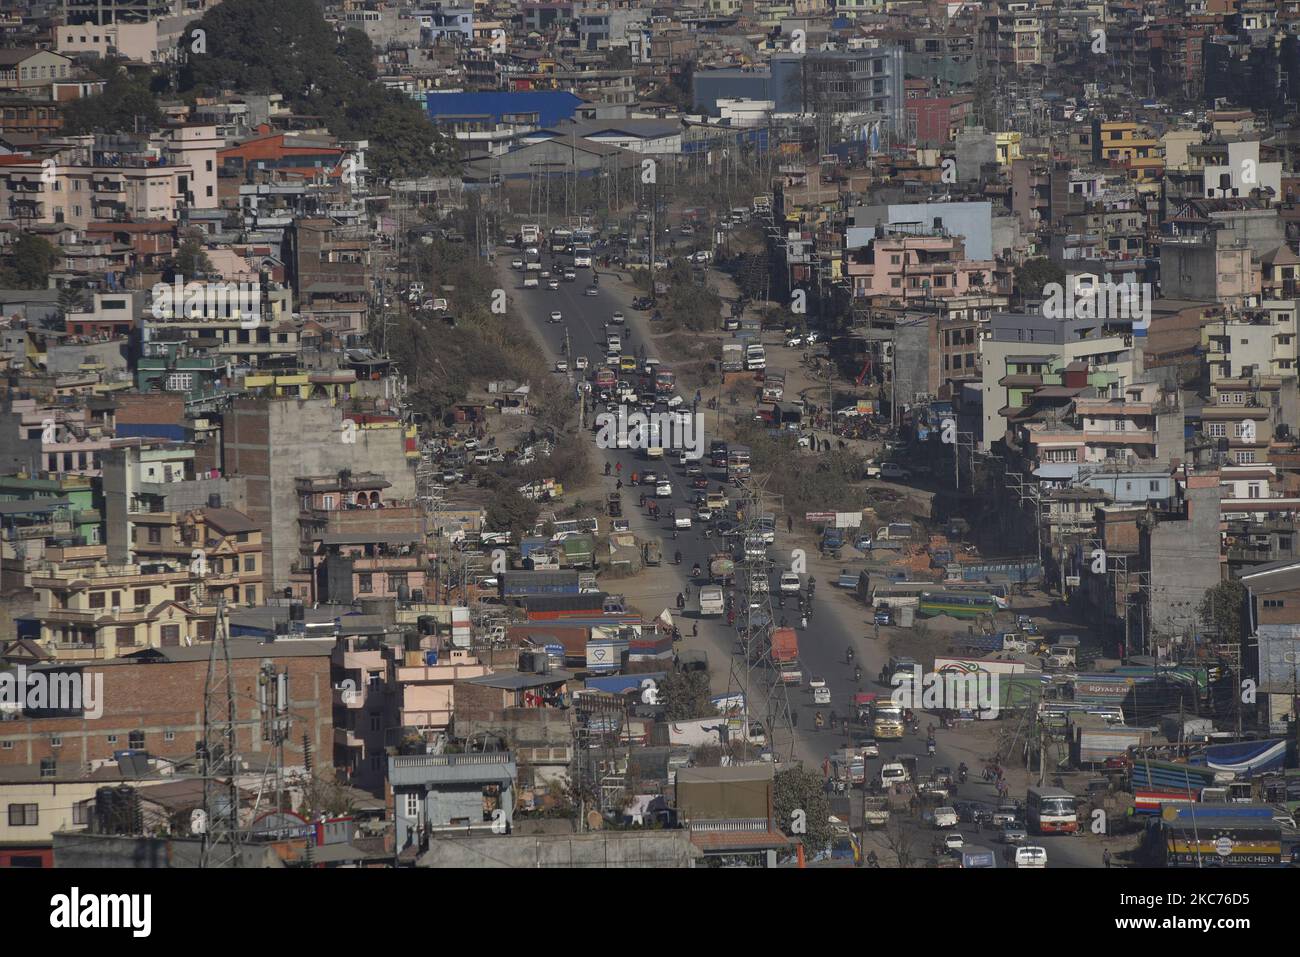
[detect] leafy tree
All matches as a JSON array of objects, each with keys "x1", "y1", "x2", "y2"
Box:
[
  {"x1": 1013, "y1": 257, "x2": 1065, "y2": 301},
  {"x1": 2, "y1": 233, "x2": 59, "y2": 289},
  {"x1": 172, "y1": 229, "x2": 214, "y2": 279},
  {"x1": 484, "y1": 486, "x2": 540, "y2": 542},
  {"x1": 62, "y1": 66, "x2": 162, "y2": 134},
  {"x1": 181, "y1": 0, "x2": 455, "y2": 179},
  {"x1": 1198, "y1": 579, "x2": 1248, "y2": 643},
  {"x1": 773, "y1": 767, "x2": 833, "y2": 851},
  {"x1": 656, "y1": 669, "x2": 715, "y2": 720}
]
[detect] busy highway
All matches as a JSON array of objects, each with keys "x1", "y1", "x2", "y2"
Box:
[{"x1": 499, "y1": 244, "x2": 1104, "y2": 868}]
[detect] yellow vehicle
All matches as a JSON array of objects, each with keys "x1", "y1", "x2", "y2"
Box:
[
  {"x1": 706, "y1": 491, "x2": 728, "y2": 511},
  {"x1": 871, "y1": 702, "x2": 906, "y2": 740},
  {"x1": 619, "y1": 355, "x2": 637, "y2": 372}
]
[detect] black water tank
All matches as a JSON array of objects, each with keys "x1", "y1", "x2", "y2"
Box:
[
  {"x1": 417, "y1": 615, "x2": 436, "y2": 636},
  {"x1": 208, "y1": 493, "x2": 222, "y2": 508},
  {"x1": 397, "y1": 583, "x2": 410, "y2": 603},
  {"x1": 403, "y1": 631, "x2": 421, "y2": 652}
]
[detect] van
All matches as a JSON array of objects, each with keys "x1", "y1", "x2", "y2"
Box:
[
  {"x1": 699, "y1": 586, "x2": 725, "y2": 616},
  {"x1": 1006, "y1": 845, "x2": 1047, "y2": 868},
  {"x1": 606, "y1": 334, "x2": 621, "y2": 351},
  {"x1": 674, "y1": 508, "x2": 692, "y2": 530},
  {"x1": 880, "y1": 763, "x2": 909, "y2": 787}
]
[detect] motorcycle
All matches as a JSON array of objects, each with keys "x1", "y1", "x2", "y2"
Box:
[
  {"x1": 690, "y1": 564, "x2": 701, "y2": 578},
  {"x1": 926, "y1": 739, "x2": 937, "y2": 757}
]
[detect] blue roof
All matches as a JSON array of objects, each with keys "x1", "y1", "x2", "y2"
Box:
[{"x1": 425, "y1": 91, "x2": 583, "y2": 127}]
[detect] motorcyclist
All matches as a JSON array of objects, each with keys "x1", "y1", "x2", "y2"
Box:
[
  {"x1": 691, "y1": 563, "x2": 701, "y2": 577},
  {"x1": 639, "y1": 493, "x2": 646, "y2": 507},
  {"x1": 854, "y1": 665, "x2": 862, "y2": 682},
  {"x1": 616, "y1": 479, "x2": 623, "y2": 490},
  {"x1": 926, "y1": 737, "x2": 937, "y2": 756},
  {"x1": 846, "y1": 645, "x2": 855, "y2": 664},
  {"x1": 676, "y1": 592, "x2": 685, "y2": 609},
  {"x1": 674, "y1": 550, "x2": 682, "y2": 565},
  {"x1": 814, "y1": 711, "x2": 825, "y2": 730},
  {"x1": 958, "y1": 762, "x2": 969, "y2": 784},
  {"x1": 604, "y1": 461, "x2": 611, "y2": 476},
  {"x1": 866, "y1": 850, "x2": 879, "y2": 868}
]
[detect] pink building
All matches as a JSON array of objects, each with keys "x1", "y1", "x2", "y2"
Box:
[{"x1": 844, "y1": 228, "x2": 1003, "y2": 301}]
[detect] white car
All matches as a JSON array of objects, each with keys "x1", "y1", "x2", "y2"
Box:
[
  {"x1": 779, "y1": 571, "x2": 801, "y2": 594},
  {"x1": 540, "y1": 269, "x2": 551, "y2": 279},
  {"x1": 859, "y1": 739, "x2": 879, "y2": 758},
  {"x1": 932, "y1": 806, "x2": 959, "y2": 829},
  {"x1": 549, "y1": 311, "x2": 563, "y2": 323},
  {"x1": 547, "y1": 279, "x2": 559, "y2": 290},
  {"x1": 574, "y1": 356, "x2": 589, "y2": 371},
  {"x1": 585, "y1": 285, "x2": 599, "y2": 296},
  {"x1": 511, "y1": 258, "x2": 524, "y2": 270},
  {"x1": 655, "y1": 481, "x2": 672, "y2": 498},
  {"x1": 808, "y1": 676, "x2": 826, "y2": 690},
  {"x1": 943, "y1": 833, "x2": 966, "y2": 852},
  {"x1": 695, "y1": 505, "x2": 714, "y2": 522},
  {"x1": 563, "y1": 269, "x2": 576, "y2": 281},
  {"x1": 611, "y1": 312, "x2": 625, "y2": 324},
  {"x1": 554, "y1": 360, "x2": 568, "y2": 373}
]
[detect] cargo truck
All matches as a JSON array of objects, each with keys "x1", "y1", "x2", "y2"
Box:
[
  {"x1": 560, "y1": 534, "x2": 595, "y2": 569},
  {"x1": 863, "y1": 796, "x2": 891, "y2": 829},
  {"x1": 709, "y1": 553, "x2": 736, "y2": 584},
  {"x1": 721, "y1": 342, "x2": 744, "y2": 373},
  {"x1": 770, "y1": 627, "x2": 802, "y2": 685}
]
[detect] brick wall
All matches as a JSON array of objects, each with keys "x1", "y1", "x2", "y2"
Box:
[{"x1": 0, "y1": 651, "x2": 334, "y2": 770}]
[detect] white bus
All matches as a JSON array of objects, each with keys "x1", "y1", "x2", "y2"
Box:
[
  {"x1": 1026, "y1": 786, "x2": 1078, "y2": 835},
  {"x1": 573, "y1": 246, "x2": 593, "y2": 268}
]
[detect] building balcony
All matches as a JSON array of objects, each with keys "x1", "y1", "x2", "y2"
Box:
[{"x1": 334, "y1": 725, "x2": 366, "y2": 748}]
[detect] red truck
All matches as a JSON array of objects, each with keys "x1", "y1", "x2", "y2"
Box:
[{"x1": 771, "y1": 628, "x2": 801, "y2": 685}]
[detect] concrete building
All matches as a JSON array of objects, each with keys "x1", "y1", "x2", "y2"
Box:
[
  {"x1": 218, "y1": 398, "x2": 416, "y2": 594},
  {"x1": 389, "y1": 751, "x2": 517, "y2": 852}
]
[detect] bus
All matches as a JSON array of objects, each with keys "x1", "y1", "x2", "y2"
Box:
[
  {"x1": 654, "y1": 369, "x2": 675, "y2": 394},
  {"x1": 726, "y1": 445, "x2": 752, "y2": 481},
  {"x1": 917, "y1": 591, "x2": 999, "y2": 620},
  {"x1": 871, "y1": 701, "x2": 905, "y2": 740},
  {"x1": 573, "y1": 246, "x2": 593, "y2": 268},
  {"x1": 520, "y1": 223, "x2": 541, "y2": 245},
  {"x1": 1026, "y1": 786, "x2": 1079, "y2": 834}
]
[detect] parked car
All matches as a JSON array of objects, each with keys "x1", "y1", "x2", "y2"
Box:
[
  {"x1": 873, "y1": 607, "x2": 893, "y2": 626},
  {"x1": 880, "y1": 462, "x2": 910, "y2": 481}
]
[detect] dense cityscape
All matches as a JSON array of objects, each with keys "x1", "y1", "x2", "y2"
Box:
[{"x1": 0, "y1": 0, "x2": 1295, "y2": 903}]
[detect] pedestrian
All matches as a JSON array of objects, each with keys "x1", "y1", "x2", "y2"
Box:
[
  {"x1": 787, "y1": 515, "x2": 793, "y2": 533},
  {"x1": 1103, "y1": 848, "x2": 1111, "y2": 868},
  {"x1": 692, "y1": 621, "x2": 698, "y2": 637}
]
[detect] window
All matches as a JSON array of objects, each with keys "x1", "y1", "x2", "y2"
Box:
[
  {"x1": 164, "y1": 731, "x2": 175, "y2": 742},
  {"x1": 116, "y1": 626, "x2": 135, "y2": 647},
  {"x1": 175, "y1": 586, "x2": 190, "y2": 604},
  {"x1": 129, "y1": 731, "x2": 145, "y2": 750},
  {"x1": 133, "y1": 589, "x2": 150, "y2": 607},
  {"x1": 8, "y1": 804, "x2": 38, "y2": 827},
  {"x1": 243, "y1": 555, "x2": 256, "y2": 572},
  {"x1": 358, "y1": 574, "x2": 373, "y2": 593},
  {"x1": 107, "y1": 734, "x2": 118, "y2": 744},
  {"x1": 89, "y1": 591, "x2": 105, "y2": 609},
  {"x1": 404, "y1": 792, "x2": 420, "y2": 819},
  {"x1": 244, "y1": 586, "x2": 257, "y2": 604},
  {"x1": 160, "y1": 625, "x2": 181, "y2": 646},
  {"x1": 147, "y1": 526, "x2": 161, "y2": 544},
  {"x1": 1207, "y1": 422, "x2": 1227, "y2": 438},
  {"x1": 74, "y1": 800, "x2": 94, "y2": 826},
  {"x1": 370, "y1": 714, "x2": 381, "y2": 732},
  {"x1": 0, "y1": 741, "x2": 10, "y2": 750},
  {"x1": 1149, "y1": 481, "x2": 1160, "y2": 492},
  {"x1": 389, "y1": 574, "x2": 405, "y2": 593},
  {"x1": 50, "y1": 736, "x2": 61, "y2": 748},
  {"x1": 1264, "y1": 599, "x2": 1286, "y2": 609},
  {"x1": 1280, "y1": 536, "x2": 1293, "y2": 552}
]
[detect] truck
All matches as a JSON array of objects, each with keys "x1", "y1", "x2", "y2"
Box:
[
  {"x1": 770, "y1": 627, "x2": 802, "y2": 685},
  {"x1": 642, "y1": 539, "x2": 662, "y2": 567},
  {"x1": 667, "y1": 717, "x2": 768, "y2": 749},
  {"x1": 761, "y1": 373, "x2": 785, "y2": 402},
  {"x1": 959, "y1": 845, "x2": 997, "y2": 868},
  {"x1": 875, "y1": 522, "x2": 914, "y2": 542},
  {"x1": 839, "y1": 747, "x2": 866, "y2": 785},
  {"x1": 607, "y1": 492, "x2": 622, "y2": 517},
  {"x1": 698, "y1": 585, "x2": 725, "y2": 617},
  {"x1": 1072, "y1": 724, "x2": 1154, "y2": 767},
  {"x1": 863, "y1": 796, "x2": 891, "y2": 829},
  {"x1": 721, "y1": 341, "x2": 744, "y2": 373},
  {"x1": 519, "y1": 223, "x2": 541, "y2": 245},
  {"x1": 500, "y1": 570, "x2": 581, "y2": 598},
  {"x1": 709, "y1": 553, "x2": 736, "y2": 584},
  {"x1": 745, "y1": 343, "x2": 766, "y2": 371},
  {"x1": 560, "y1": 534, "x2": 596, "y2": 569}
]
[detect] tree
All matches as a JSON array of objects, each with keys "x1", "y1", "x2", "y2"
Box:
[
  {"x1": 171, "y1": 229, "x2": 214, "y2": 279},
  {"x1": 1198, "y1": 579, "x2": 1248, "y2": 643},
  {"x1": 61, "y1": 65, "x2": 162, "y2": 134},
  {"x1": 57, "y1": 287, "x2": 87, "y2": 319},
  {"x1": 773, "y1": 767, "x2": 833, "y2": 851},
  {"x1": 484, "y1": 487, "x2": 540, "y2": 542},
  {"x1": 656, "y1": 669, "x2": 715, "y2": 720},
  {"x1": 1013, "y1": 257, "x2": 1065, "y2": 301},
  {"x1": 1, "y1": 233, "x2": 59, "y2": 289},
  {"x1": 181, "y1": 0, "x2": 455, "y2": 180}
]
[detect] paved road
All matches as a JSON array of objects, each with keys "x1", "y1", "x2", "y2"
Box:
[{"x1": 499, "y1": 250, "x2": 1104, "y2": 868}]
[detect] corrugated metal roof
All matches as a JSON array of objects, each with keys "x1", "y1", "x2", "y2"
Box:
[{"x1": 425, "y1": 91, "x2": 583, "y2": 127}]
